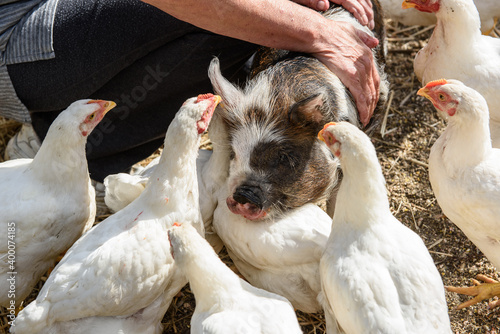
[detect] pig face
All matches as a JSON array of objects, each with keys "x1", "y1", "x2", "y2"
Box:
[
  {"x1": 208, "y1": 57, "x2": 354, "y2": 221},
  {"x1": 225, "y1": 122, "x2": 338, "y2": 220}
]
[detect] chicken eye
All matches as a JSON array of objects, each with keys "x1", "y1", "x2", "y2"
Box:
[
  {"x1": 438, "y1": 94, "x2": 446, "y2": 101},
  {"x1": 88, "y1": 113, "x2": 96, "y2": 121}
]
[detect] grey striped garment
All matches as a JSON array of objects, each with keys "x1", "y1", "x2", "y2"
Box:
[{"x1": 0, "y1": 0, "x2": 59, "y2": 123}]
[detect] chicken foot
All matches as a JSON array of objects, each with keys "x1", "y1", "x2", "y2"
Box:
[{"x1": 446, "y1": 274, "x2": 500, "y2": 310}]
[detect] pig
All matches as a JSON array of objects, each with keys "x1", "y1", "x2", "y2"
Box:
[{"x1": 208, "y1": 5, "x2": 389, "y2": 222}]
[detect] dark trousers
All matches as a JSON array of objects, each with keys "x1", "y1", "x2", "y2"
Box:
[{"x1": 7, "y1": 0, "x2": 257, "y2": 182}]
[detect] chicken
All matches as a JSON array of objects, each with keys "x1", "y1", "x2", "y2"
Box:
[
  {"x1": 0, "y1": 99, "x2": 115, "y2": 308},
  {"x1": 104, "y1": 109, "x2": 229, "y2": 253},
  {"x1": 382, "y1": 0, "x2": 499, "y2": 35},
  {"x1": 474, "y1": 0, "x2": 500, "y2": 35},
  {"x1": 382, "y1": 0, "x2": 436, "y2": 26},
  {"x1": 212, "y1": 182, "x2": 332, "y2": 313},
  {"x1": 417, "y1": 79, "x2": 500, "y2": 309},
  {"x1": 104, "y1": 152, "x2": 210, "y2": 213},
  {"x1": 402, "y1": 0, "x2": 500, "y2": 147},
  {"x1": 11, "y1": 94, "x2": 221, "y2": 334},
  {"x1": 167, "y1": 222, "x2": 303, "y2": 334},
  {"x1": 317, "y1": 121, "x2": 451, "y2": 333}
]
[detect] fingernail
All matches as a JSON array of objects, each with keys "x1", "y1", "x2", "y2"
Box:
[
  {"x1": 317, "y1": 0, "x2": 327, "y2": 11},
  {"x1": 363, "y1": 14, "x2": 368, "y2": 25}
]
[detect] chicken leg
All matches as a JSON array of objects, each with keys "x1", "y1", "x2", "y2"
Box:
[{"x1": 446, "y1": 274, "x2": 500, "y2": 309}]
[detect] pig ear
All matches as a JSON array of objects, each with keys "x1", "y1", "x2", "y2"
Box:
[
  {"x1": 208, "y1": 57, "x2": 244, "y2": 110},
  {"x1": 288, "y1": 93, "x2": 327, "y2": 134}
]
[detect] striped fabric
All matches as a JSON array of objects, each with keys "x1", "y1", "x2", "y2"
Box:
[{"x1": 0, "y1": 0, "x2": 59, "y2": 123}]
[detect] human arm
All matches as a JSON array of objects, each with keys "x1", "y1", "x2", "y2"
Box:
[{"x1": 142, "y1": 0, "x2": 380, "y2": 125}]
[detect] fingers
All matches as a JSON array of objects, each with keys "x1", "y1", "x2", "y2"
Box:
[
  {"x1": 291, "y1": 0, "x2": 331, "y2": 11},
  {"x1": 312, "y1": 21, "x2": 380, "y2": 127},
  {"x1": 333, "y1": 56, "x2": 378, "y2": 127},
  {"x1": 345, "y1": 53, "x2": 378, "y2": 127},
  {"x1": 357, "y1": 29, "x2": 379, "y2": 48},
  {"x1": 355, "y1": 30, "x2": 379, "y2": 125},
  {"x1": 293, "y1": 0, "x2": 375, "y2": 29},
  {"x1": 330, "y1": 0, "x2": 375, "y2": 29}
]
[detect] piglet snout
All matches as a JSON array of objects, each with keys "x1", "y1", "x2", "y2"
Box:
[
  {"x1": 227, "y1": 186, "x2": 268, "y2": 221},
  {"x1": 233, "y1": 185, "x2": 264, "y2": 210}
]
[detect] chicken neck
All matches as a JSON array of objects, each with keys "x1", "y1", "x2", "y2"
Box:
[
  {"x1": 178, "y1": 241, "x2": 242, "y2": 312},
  {"x1": 440, "y1": 116, "x2": 492, "y2": 170},
  {"x1": 30, "y1": 127, "x2": 89, "y2": 184},
  {"x1": 143, "y1": 119, "x2": 201, "y2": 208},
  {"x1": 333, "y1": 152, "x2": 391, "y2": 228}
]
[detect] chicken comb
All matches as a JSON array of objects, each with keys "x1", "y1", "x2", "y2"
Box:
[
  {"x1": 425, "y1": 79, "x2": 448, "y2": 88},
  {"x1": 173, "y1": 222, "x2": 181, "y2": 227},
  {"x1": 196, "y1": 93, "x2": 215, "y2": 103}
]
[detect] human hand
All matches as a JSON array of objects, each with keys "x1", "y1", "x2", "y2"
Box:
[
  {"x1": 330, "y1": 0, "x2": 374, "y2": 29},
  {"x1": 311, "y1": 20, "x2": 380, "y2": 126},
  {"x1": 292, "y1": 0, "x2": 375, "y2": 30}
]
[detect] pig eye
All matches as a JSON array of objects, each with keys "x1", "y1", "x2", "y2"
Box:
[{"x1": 277, "y1": 152, "x2": 298, "y2": 168}]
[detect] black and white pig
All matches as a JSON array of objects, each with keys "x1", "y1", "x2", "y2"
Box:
[{"x1": 208, "y1": 5, "x2": 389, "y2": 222}]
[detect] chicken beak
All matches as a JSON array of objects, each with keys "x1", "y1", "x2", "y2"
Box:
[
  {"x1": 318, "y1": 122, "x2": 337, "y2": 142},
  {"x1": 417, "y1": 87, "x2": 431, "y2": 101},
  {"x1": 87, "y1": 100, "x2": 117, "y2": 116},
  {"x1": 214, "y1": 95, "x2": 222, "y2": 106},
  {"x1": 401, "y1": 0, "x2": 416, "y2": 9}
]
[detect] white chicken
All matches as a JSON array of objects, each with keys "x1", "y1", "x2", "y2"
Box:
[
  {"x1": 167, "y1": 222, "x2": 303, "y2": 334},
  {"x1": 402, "y1": 0, "x2": 500, "y2": 147},
  {"x1": 212, "y1": 182, "x2": 332, "y2": 313},
  {"x1": 417, "y1": 79, "x2": 500, "y2": 309},
  {"x1": 104, "y1": 109, "x2": 229, "y2": 253},
  {"x1": 382, "y1": 0, "x2": 499, "y2": 35},
  {"x1": 0, "y1": 99, "x2": 115, "y2": 308},
  {"x1": 317, "y1": 121, "x2": 451, "y2": 333},
  {"x1": 11, "y1": 94, "x2": 221, "y2": 334},
  {"x1": 104, "y1": 151, "x2": 211, "y2": 213}
]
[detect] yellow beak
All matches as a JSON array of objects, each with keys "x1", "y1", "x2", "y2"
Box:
[
  {"x1": 416, "y1": 87, "x2": 431, "y2": 100},
  {"x1": 318, "y1": 122, "x2": 337, "y2": 142},
  {"x1": 87, "y1": 100, "x2": 117, "y2": 115},
  {"x1": 402, "y1": 0, "x2": 416, "y2": 9}
]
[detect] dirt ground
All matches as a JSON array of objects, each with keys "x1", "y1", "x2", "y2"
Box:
[{"x1": 0, "y1": 19, "x2": 499, "y2": 334}]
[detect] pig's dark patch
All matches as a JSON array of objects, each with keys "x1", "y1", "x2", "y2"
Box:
[{"x1": 247, "y1": 138, "x2": 335, "y2": 213}]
